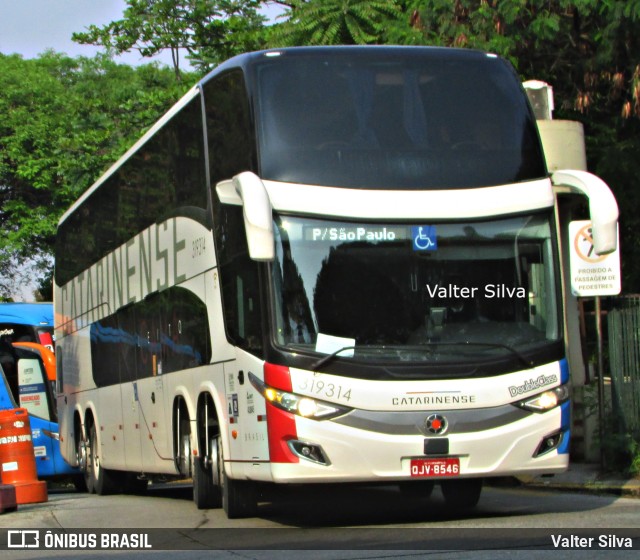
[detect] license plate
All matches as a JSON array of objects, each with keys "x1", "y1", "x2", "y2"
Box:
[{"x1": 410, "y1": 457, "x2": 460, "y2": 478}]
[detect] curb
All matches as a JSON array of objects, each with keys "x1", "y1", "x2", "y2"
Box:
[{"x1": 518, "y1": 475, "x2": 640, "y2": 498}]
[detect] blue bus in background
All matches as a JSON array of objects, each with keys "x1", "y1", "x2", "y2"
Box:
[
  {"x1": 0, "y1": 303, "x2": 82, "y2": 487},
  {"x1": 0, "y1": 302, "x2": 55, "y2": 351}
]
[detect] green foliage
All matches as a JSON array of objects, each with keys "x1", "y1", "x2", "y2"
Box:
[
  {"x1": 385, "y1": 1, "x2": 639, "y2": 118},
  {"x1": 581, "y1": 382, "x2": 640, "y2": 475},
  {"x1": 600, "y1": 432, "x2": 640, "y2": 476},
  {"x1": 631, "y1": 441, "x2": 640, "y2": 476},
  {"x1": 271, "y1": 0, "x2": 403, "y2": 46},
  {"x1": 72, "y1": 0, "x2": 267, "y2": 77},
  {"x1": 35, "y1": 270, "x2": 54, "y2": 302},
  {"x1": 0, "y1": 52, "x2": 188, "y2": 297}
]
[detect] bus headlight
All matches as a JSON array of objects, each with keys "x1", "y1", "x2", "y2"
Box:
[
  {"x1": 249, "y1": 372, "x2": 351, "y2": 420},
  {"x1": 515, "y1": 384, "x2": 569, "y2": 412}
]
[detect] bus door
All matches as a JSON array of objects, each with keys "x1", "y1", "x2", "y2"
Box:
[
  {"x1": 15, "y1": 351, "x2": 56, "y2": 474},
  {"x1": 0, "y1": 341, "x2": 57, "y2": 472},
  {"x1": 223, "y1": 351, "x2": 270, "y2": 477},
  {"x1": 12, "y1": 342, "x2": 56, "y2": 394},
  {"x1": 11, "y1": 345, "x2": 77, "y2": 476},
  {"x1": 220, "y1": 266, "x2": 270, "y2": 473}
]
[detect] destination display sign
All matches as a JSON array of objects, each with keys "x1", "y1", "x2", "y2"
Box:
[{"x1": 303, "y1": 225, "x2": 409, "y2": 243}]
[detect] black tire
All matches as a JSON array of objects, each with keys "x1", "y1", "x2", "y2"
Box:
[
  {"x1": 87, "y1": 424, "x2": 123, "y2": 495},
  {"x1": 193, "y1": 437, "x2": 222, "y2": 509},
  {"x1": 72, "y1": 474, "x2": 88, "y2": 493},
  {"x1": 124, "y1": 473, "x2": 148, "y2": 495},
  {"x1": 398, "y1": 480, "x2": 435, "y2": 499},
  {"x1": 440, "y1": 478, "x2": 483, "y2": 510},
  {"x1": 219, "y1": 436, "x2": 257, "y2": 519},
  {"x1": 222, "y1": 473, "x2": 257, "y2": 519}
]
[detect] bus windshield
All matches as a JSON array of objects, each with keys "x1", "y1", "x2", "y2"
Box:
[
  {"x1": 255, "y1": 49, "x2": 545, "y2": 189},
  {"x1": 271, "y1": 212, "x2": 561, "y2": 372}
]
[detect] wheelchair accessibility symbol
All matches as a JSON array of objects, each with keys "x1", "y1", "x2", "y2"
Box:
[{"x1": 412, "y1": 226, "x2": 438, "y2": 251}]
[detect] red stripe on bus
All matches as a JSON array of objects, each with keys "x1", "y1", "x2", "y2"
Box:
[
  {"x1": 264, "y1": 362, "x2": 298, "y2": 463},
  {"x1": 264, "y1": 362, "x2": 293, "y2": 392},
  {"x1": 266, "y1": 403, "x2": 298, "y2": 463}
]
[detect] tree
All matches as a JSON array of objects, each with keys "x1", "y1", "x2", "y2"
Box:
[
  {"x1": 0, "y1": 52, "x2": 187, "y2": 297},
  {"x1": 388, "y1": 1, "x2": 640, "y2": 122},
  {"x1": 72, "y1": 0, "x2": 267, "y2": 78},
  {"x1": 271, "y1": 0, "x2": 402, "y2": 46}
]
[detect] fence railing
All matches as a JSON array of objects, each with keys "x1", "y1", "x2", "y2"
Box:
[{"x1": 607, "y1": 296, "x2": 640, "y2": 440}]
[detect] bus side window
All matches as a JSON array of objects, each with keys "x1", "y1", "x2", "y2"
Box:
[
  {"x1": 204, "y1": 70, "x2": 256, "y2": 186},
  {"x1": 217, "y1": 206, "x2": 264, "y2": 355},
  {"x1": 204, "y1": 70, "x2": 263, "y2": 355},
  {"x1": 0, "y1": 338, "x2": 19, "y2": 402},
  {"x1": 0, "y1": 364, "x2": 18, "y2": 409}
]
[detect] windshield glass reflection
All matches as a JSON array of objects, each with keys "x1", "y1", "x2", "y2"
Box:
[
  {"x1": 256, "y1": 51, "x2": 545, "y2": 189},
  {"x1": 271, "y1": 213, "x2": 560, "y2": 369}
]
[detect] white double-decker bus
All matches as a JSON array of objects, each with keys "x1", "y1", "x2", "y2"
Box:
[{"x1": 55, "y1": 46, "x2": 618, "y2": 518}]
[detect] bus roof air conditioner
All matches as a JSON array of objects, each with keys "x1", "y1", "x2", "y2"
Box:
[{"x1": 216, "y1": 172, "x2": 275, "y2": 261}]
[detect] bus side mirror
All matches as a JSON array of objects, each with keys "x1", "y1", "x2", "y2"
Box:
[
  {"x1": 216, "y1": 172, "x2": 275, "y2": 261},
  {"x1": 552, "y1": 170, "x2": 619, "y2": 255}
]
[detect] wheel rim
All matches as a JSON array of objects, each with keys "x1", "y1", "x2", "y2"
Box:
[
  {"x1": 90, "y1": 427, "x2": 100, "y2": 481},
  {"x1": 181, "y1": 433, "x2": 191, "y2": 477},
  {"x1": 218, "y1": 435, "x2": 227, "y2": 494},
  {"x1": 77, "y1": 438, "x2": 88, "y2": 472},
  {"x1": 210, "y1": 437, "x2": 220, "y2": 488}
]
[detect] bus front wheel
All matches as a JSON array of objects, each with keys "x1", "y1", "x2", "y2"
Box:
[
  {"x1": 398, "y1": 480, "x2": 434, "y2": 499},
  {"x1": 440, "y1": 478, "x2": 483, "y2": 510},
  {"x1": 218, "y1": 435, "x2": 257, "y2": 519},
  {"x1": 72, "y1": 474, "x2": 88, "y2": 493},
  {"x1": 193, "y1": 436, "x2": 221, "y2": 509}
]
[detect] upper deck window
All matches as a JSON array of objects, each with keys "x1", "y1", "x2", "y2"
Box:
[{"x1": 254, "y1": 49, "x2": 546, "y2": 189}]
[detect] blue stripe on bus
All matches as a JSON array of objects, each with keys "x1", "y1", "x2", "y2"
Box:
[
  {"x1": 558, "y1": 400, "x2": 571, "y2": 454},
  {"x1": 558, "y1": 428, "x2": 571, "y2": 455},
  {"x1": 559, "y1": 358, "x2": 569, "y2": 385},
  {"x1": 19, "y1": 383, "x2": 47, "y2": 394}
]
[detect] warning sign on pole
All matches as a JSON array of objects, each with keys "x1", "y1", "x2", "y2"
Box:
[{"x1": 569, "y1": 220, "x2": 621, "y2": 296}]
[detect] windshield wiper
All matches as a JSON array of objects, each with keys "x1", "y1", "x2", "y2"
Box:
[
  {"x1": 389, "y1": 341, "x2": 533, "y2": 369},
  {"x1": 397, "y1": 340, "x2": 533, "y2": 369},
  {"x1": 308, "y1": 341, "x2": 533, "y2": 371},
  {"x1": 309, "y1": 346, "x2": 357, "y2": 371},
  {"x1": 459, "y1": 342, "x2": 533, "y2": 368}
]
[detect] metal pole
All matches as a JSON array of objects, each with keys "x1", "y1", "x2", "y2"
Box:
[{"x1": 595, "y1": 295, "x2": 606, "y2": 470}]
